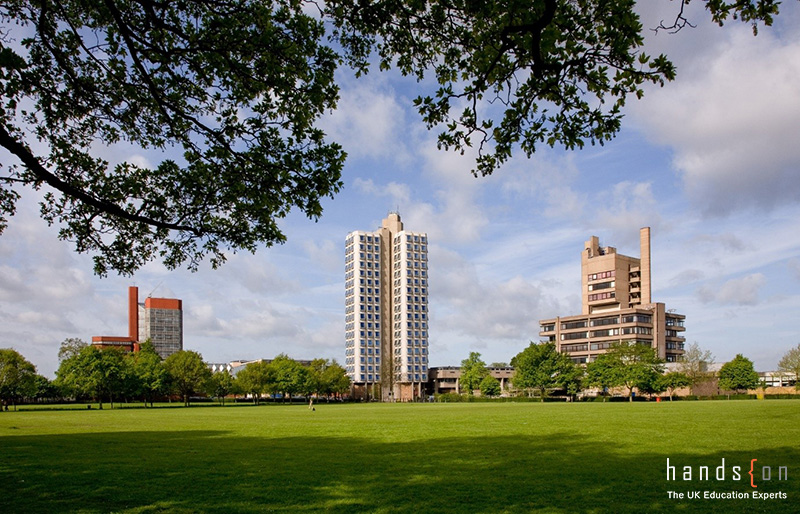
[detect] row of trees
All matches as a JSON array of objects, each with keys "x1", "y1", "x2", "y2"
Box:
[
  {"x1": 235, "y1": 355, "x2": 350, "y2": 405},
  {"x1": 460, "y1": 341, "x2": 796, "y2": 402},
  {"x1": 0, "y1": 339, "x2": 351, "y2": 410}
]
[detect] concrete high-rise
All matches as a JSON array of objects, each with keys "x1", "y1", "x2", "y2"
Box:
[
  {"x1": 539, "y1": 228, "x2": 685, "y2": 363},
  {"x1": 345, "y1": 213, "x2": 429, "y2": 401}
]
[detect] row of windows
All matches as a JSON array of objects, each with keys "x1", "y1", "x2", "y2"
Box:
[
  {"x1": 394, "y1": 234, "x2": 427, "y2": 244},
  {"x1": 622, "y1": 314, "x2": 652, "y2": 324},
  {"x1": 591, "y1": 328, "x2": 619, "y2": 337},
  {"x1": 588, "y1": 292, "x2": 615, "y2": 302},
  {"x1": 591, "y1": 316, "x2": 619, "y2": 327},
  {"x1": 346, "y1": 313, "x2": 380, "y2": 323},
  {"x1": 621, "y1": 326, "x2": 652, "y2": 335},
  {"x1": 588, "y1": 270, "x2": 615, "y2": 282}
]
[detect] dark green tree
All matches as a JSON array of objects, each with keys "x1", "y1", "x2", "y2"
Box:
[
  {"x1": 718, "y1": 354, "x2": 760, "y2": 394},
  {"x1": 269, "y1": 354, "x2": 308, "y2": 402},
  {"x1": 479, "y1": 375, "x2": 501, "y2": 397},
  {"x1": 659, "y1": 372, "x2": 691, "y2": 401},
  {"x1": 322, "y1": 360, "x2": 351, "y2": 399},
  {"x1": 236, "y1": 360, "x2": 274, "y2": 405},
  {"x1": 55, "y1": 345, "x2": 127, "y2": 408},
  {"x1": 0, "y1": 348, "x2": 37, "y2": 410},
  {"x1": 0, "y1": 1, "x2": 784, "y2": 275},
  {"x1": 585, "y1": 353, "x2": 624, "y2": 402},
  {"x1": 208, "y1": 370, "x2": 236, "y2": 406},
  {"x1": 163, "y1": 350, "x2": 212, "y2": 406},
  {"x1": 603, "y1": 343, "x2": 664, "y2": 402},
  {"x1": 31, "y1": 374, "x2": 60, "y2": 402},
  {"x1": 777, "y1": 344, "x2": 800, "y2": 390},
  {"x1": 306, "y1": 358, "x2": 350, "y2": 400},
  {"x1": 459, "y1": 352, "x2": 488, "y2": 395},
  {"x1": 511, "y1": 342, "x2": 582, "y2": 400},
  {"x1": 130, "y1": 341, "x2": 168, "y2": 407}
]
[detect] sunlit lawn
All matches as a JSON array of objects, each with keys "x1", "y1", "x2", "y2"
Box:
[{"x1": 1, "y1": 401, "x2": 798, "y2": 513}]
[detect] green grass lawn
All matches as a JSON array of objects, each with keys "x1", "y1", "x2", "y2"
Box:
[{"x1": 1, "y1": 401, "x2": 798, "y2": 513}]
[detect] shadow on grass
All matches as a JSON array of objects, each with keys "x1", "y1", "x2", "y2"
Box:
[{"x1": 0, "y1": 429, "x2": 796, "y2": 513}]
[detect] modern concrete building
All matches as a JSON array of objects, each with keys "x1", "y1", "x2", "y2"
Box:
[
  {"x1": 539, "y1": 228, "x2": 686, "y2": 363},
  {"x1": 92, "y1": 286, "x2": 183, "y2": 359},
  {"x1": 345, "y1": 213, "x2": 429, "y2": 401},
  {"x1": 428, "y1": 366, "x2": 515, "y2": 395}
]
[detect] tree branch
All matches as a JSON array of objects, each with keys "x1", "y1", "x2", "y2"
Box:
[{"x1": 0, "y1": 124, "x2": 201, "y2": 235}]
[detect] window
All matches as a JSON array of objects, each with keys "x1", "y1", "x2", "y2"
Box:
[{"x1": 588, "y1": 281, "x2": 614, "y2": 291}]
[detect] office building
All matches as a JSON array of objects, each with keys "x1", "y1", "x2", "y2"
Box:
[
  {"x1": 92, "y1": 286, "x2": 183, "y2": 359},
  {"x1": 539, "y1": 228, "x2": 686, "y2": 363},
  {"x1": 345, "y1": 213, "x2": 429, "y2": 401}
]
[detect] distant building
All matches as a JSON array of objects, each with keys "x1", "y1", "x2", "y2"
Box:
[
  {"x1": 427, "y1": 366, "x2": 515, "y2": 395},
  {"x1": 208, "y1": 358, "x2": 314, "y2": 376},
  {"x1": 92, "y1": 286, "x2": 183, "y2": 359},
  {"x1": 345, "y1": 213, "x2": 429, "y2": 401},
  {"x1": 539, "y1": 228, "x2": 686, "y2": 363},
  {"x1": 138, "y1": 295, "x2": 182, "y2": 359}
]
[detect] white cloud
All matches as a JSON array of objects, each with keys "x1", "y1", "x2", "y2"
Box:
[
  {"x1": 320, "y1": 75, "x2": 408, "y2": 162},
  {"x1": 302, "y1": 239, "x2": 340, "y2": 273},
  {"x1": 696, "y1": 273, "x2": 766, "y2": 305},
  {"x1": 430, "y1": 247, "x2": 561, "y2": 342},
  {"x1": 592, "y1": 181, "x2": 664, "y2": 245},
  {"x1": 634, "y1": 26, "x2": 800, "y2": 215}
]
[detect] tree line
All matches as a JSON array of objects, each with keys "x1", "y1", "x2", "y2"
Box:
[
  {"x1": 0, "y1": 339, "x2": 350, "y2": 410},
  {"x1": 456, "y1": 341, "x2": 800, "y2": 402}
]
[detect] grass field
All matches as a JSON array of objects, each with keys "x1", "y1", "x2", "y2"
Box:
[{"x1": 1, "y1": 401, "x2": 798, "y2": 513}]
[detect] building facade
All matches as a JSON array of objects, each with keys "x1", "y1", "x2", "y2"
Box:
[
  {"x1": 138, "y1": 296, "x2": 183, "y2": 359},
  {"x1": 427, "y1": 366, "x2": 515, "y2": 395},
  {"x1": 539, "y1": 228, "x2": 686, "y2": 363},
  {"x1": 345, "y1": 213, "x2": 429, "y2": 401},
  {"x1": 92, "y1": 286, "x2": 183, "y2": 359}
]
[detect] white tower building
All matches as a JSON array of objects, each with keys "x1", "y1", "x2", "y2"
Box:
[{"x1": 345, "y1": 213, "x2": 429, "y2": 401}]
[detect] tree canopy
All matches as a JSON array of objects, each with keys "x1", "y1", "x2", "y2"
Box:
[
  {"x1": 0, "y1": 1, "x2": 787, "y2": 275},
  {"x1": 0, "y1": 348, "x2": 37, "y2": 410},
  {"x1": 459, "y1": 351, "x2": 488, "y2": 395},
  {"x1": 717, "y1": 354, "x2": 760, "y2": 393},
  {"x1": 659, "y1": 372, "x2": 690, "y2": 400},
  {"x1": 1, "y1": 0, "x2": 343, "y2": 275},
  {"x1": 511, "y1": 342, "x2": 582, "y2": 400},
  {"x1": 777, "y1": 344, "x2": 800, "y2": 390},
  {"x1": 479, "y1": 375, "x2": 501, "y2": 397},
  {"x1": 585, "y1": 342, "x2": 663, "y2": 401},
  {"x1": 55, "y1": 345, "x2": 127, "y2": 408},
  {"x1": 163, "y1": 350, "x2": 212, "y2": 406}
]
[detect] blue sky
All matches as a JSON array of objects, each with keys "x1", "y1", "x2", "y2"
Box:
[{"x1": 2, "y1": 3, "x2": 799, "y2": 377}]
